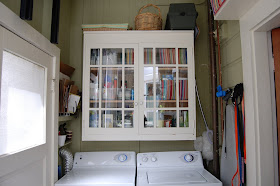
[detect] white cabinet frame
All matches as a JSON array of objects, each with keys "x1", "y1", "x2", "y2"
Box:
[{"x1": 82, "y1": 31, "x2": 195, "y2": 141}]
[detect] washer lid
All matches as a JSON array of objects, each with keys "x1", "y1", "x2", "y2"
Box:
[
  {"x1": 147, "y1": 170, "x2": 207, "y2": 184},
  {"x1": 55, "y1": 167, "x2": 136, "y2": 185}
]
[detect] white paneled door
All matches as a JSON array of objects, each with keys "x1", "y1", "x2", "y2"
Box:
[{"x1": 0, "y1": 26, "x2": 54, "y2": 185}]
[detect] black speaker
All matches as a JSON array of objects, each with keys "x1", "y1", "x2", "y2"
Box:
[
  {"x1": 50, "y1": 0, "x2": 60, "y2": 44},
  {"x1": 20, "y1": 0, "x2": 33, "y2": 20}
]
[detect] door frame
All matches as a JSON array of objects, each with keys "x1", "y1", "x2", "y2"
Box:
[
  {"x1": 0, "y1": 2, "x2": 60, "y2": 184},
  {"x1": 238, "y1": 1, "x2": 280, "y2": 185}
]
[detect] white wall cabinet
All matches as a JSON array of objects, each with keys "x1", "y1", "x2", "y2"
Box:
[{"x1": 82, "y1": 31, "x2": 196, "y2": 141}]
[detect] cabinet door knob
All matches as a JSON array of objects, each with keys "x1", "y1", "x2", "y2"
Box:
[
  {"x1": 140, "y1": 101, "x2": 143, "y2": 105},
  {"x1": 134, "y1": 102, "x2": 138, "y2": 106}
]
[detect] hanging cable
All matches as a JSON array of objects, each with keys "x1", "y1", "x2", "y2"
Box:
[{"x1": 195, "y1": 79, "x2": 213, "y2": 144}]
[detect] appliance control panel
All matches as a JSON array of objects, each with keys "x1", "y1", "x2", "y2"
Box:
[
  {"x1": 137, "y1": 151, "x2": 204, "y2": 168},
  {"x1": 73, "y1": 151, "x2": 136, "y2": 168}
]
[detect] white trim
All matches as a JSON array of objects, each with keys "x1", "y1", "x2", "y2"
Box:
[
  {"x1": 0, "y1": 3, "x2": 60, "y2": 184},
  {"x1": 238, "y1": 1, "x2": 280, "y2": 185},
  {"x1": 267, "y1": 31, "x2": 279, "y2": 186}
]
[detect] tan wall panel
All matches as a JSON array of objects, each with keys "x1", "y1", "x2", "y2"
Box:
[{"x1": 219, "y1": 20, "x2": 243, "y2": 89}]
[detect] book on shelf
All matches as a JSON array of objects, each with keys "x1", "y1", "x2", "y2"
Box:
[
  {"x1": 144, "y1": 48, "x2": 153, "y2": 64},
  {"x1": 178, "y1": 48, "x2": 187, "y2": 64},
  {"x1": 125, "y1": 48, "x2": 134, "y2": 64},
  {"x1": 161, "y1": 75, "x2": 176, "y2": 100},
  {"x1": 158, "y1": 48, "x2": 176, "y2": 64},
  {"x1": 179, "y1": 78, "x2": 188, "y2": 100}
]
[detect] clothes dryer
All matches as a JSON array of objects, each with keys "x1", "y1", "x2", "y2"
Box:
[{"x1": 55, "y1": 151, "x2": 136, "y2": 186}]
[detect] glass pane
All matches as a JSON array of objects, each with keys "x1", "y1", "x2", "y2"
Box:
[
  {"x1": 179, "y1": 68, "x2": 188, "y2": 107},
  {"x1": 179, "y1": 110, "x2": 189, "y2": 127},
  {"x1": 144, "y1": 67, "x2": 154, "y2": 108},
  {"x1": 178, "y1": 48, "x2": 187, "y2": 64},
  {"x1": 89, "y1": 110, "x2": 99, "y2": 128},
  {"x1": 156, "y1": 48, "x2": 176, "y2": 64},
  {"x1": 0, "y1": 51, "x2": 45, "y2": 155},
  {"x1": 124, "y1": 111, "x2": 134, "y2": 128},
  {"x1": 102, "y1": 68, "x2": 122, "y2": 108},
  {"x1": 156, "y1": 67, "x2": 176, "y2": 108},
  {"x1": 125, "y1": 48, "x2": 134, "y2": 65},
  {"x1": 90, "y1": 68, "x2": 99, "y2": 108},
  {"x1": 156, "y1": 110, "x2": 177, "y2": 128},
  {"x1": 144, "y1": 111, "x2": 154, "y2": 128},
  {"x1": 101, "y1": 110, "x2": 122, "y2": 128},
  {"x1": 90, "y1": 49, "x2": 100, "y2": 65},
  {"x1": 144, "y1": 48, "x2": 153, "y2": 64},
  {"x1": 102, "y1": 48, "x2": 122, "y2": 65},
  {"x1": 125, "y1": 68, "x2": 134, "y2": 108}
]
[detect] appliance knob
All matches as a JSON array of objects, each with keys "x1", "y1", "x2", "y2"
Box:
[
  {"x1": 142, "y1": 157, "x2": 148, "y2": 162},
  {"x1": 184, "y1": 154, "x2": 194, "y2": 162},
  {"x1": 151, "y1": 157, "x2": 157, "y2": 162},
  {"x1": 118, "y1": 154, "x2": 127, "y2": 162}
]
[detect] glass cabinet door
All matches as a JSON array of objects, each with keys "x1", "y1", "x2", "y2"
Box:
[
  {"x1": 87, "y1": 46, "x2": 137, "y2": 134},
  {"x1": 141, "y1": 46, "x2": 190, "y2": 133}
]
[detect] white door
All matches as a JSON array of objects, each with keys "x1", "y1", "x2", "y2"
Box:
[
  {"x1": 0, "y1": 26, "x2": 54, "y2": 185},
  {"x1": 138, "y1": 43, "x2": 196, "y2": 140}
]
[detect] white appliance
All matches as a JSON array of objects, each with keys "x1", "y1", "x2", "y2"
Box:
[
  {"x1": 55, "y1": 151, "x2": 136, "y2": 186},
  {"x1": 137, "y1": 151, "x2": 222, "y2": 186}
]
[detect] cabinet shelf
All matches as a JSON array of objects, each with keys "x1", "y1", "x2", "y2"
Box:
[
  {"x1": 90, "y1": 100, "x2": 134, "y2": 103},
  {"x1": 146, "y1": 100, "x2": 188, "y2": 103},
  {"x1": 90, "y1": 67, "x2": 134, "y2": 70}
]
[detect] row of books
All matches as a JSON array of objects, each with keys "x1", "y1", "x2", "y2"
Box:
[
  {"x1": 210, "y1": 0, "x2": 226, "y2": 15},
  {"x1": 157, "y1": 48, "x2": 176, "y2": 64},
  {"x1": 144, "y1": 48, "x2": 188, "y2": 65},
  {"x1": 178, "y1": 49, "x2": 188, "y2": 64},
  {"x1": 144, "y1": 48, "x2": 153, "y2": 64},
  {"x1": 179, "y1": 79, "x2": 188, "y2": 100},
  {"x1": 161, "y1": 80, "x2": 176, "y2": 100},
  {"x1": 125, "y1": 48, "x2": 134, "y2": 64}
]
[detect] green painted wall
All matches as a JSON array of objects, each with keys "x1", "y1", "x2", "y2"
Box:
[
  {"x1": 216, "y1": 20, "x2": 243, "y2": 144},
  {"x1": 219, "y1": 21, "x2": 243, "y2": 89},
  {"x1": 1, "y1": 0, "x2": 45, "y2": 34},
  {"x1": 0, "y1": 0, "x2": 71, "y2": 63},
  {"x1": 67, "y1": 0, "x2": 212, "y2": 154}
]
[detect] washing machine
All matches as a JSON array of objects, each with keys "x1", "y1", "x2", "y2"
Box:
[
  {"x1": 55, "y1": 151, "x2": 136, "y2": 186},
  {"x1": 137, "y1": 151, "x2": 222, "y2": 186}
]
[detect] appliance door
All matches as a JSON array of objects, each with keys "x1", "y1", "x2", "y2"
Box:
[
  {"x1": 147, "y1": 170, "x2": 207, "y2": 184},
  {"x1": 55, "y1": 167, "x2": 136, "y2": 186}
]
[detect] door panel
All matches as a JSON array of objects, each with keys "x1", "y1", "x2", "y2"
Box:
[
  {"x1": 0, "y1": 26, "x2": 53, "y2": 186},
  {"x1": 139, "y1": 43, "x2": 195, "y2": 136}
]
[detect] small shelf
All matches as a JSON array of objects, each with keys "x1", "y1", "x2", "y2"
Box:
[
  {"x1": 146, "y1": 100, "x2": 188, "y2": 103},
  {"x1": 59, "y1": 116, "x2": 75, "y2": 122},
  {"x1": 90, "y1": 100, "x2": 134, "y2": 103},
  {"x1": 90, "y1": 67, "x2": 134, "y2": 71},
  {"x1": 58, "y1": 140, "x2": 72, "y2": 149}
]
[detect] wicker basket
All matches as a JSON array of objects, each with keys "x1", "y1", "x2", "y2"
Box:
[{"x1": 135, "y1": 4, "x2": 162, "y2": 30}]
